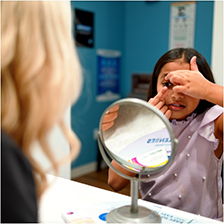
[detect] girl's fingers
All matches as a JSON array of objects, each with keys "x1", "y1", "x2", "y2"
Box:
[
  {"x1": 102, "y1": 111, "x2": 118, "y2": 123},
  {"x1": 160, "y1": 105, "x2": 168, "y2": 114},
  {"x1": 155, "y1": 100, "x2": 165, "y2": 110},
  {"x1": 148, "y1": 97, "x2": 157, "y2": 105},
  {"x1": 170, "y1": 75, "x2": 186, "y2": 86},
  {"x1": 102, "y1": 121, "x2": 114, "y2": 132},
  {"x1": 156, "y1": 86, "x2": 168, "y2": 99},
  {"x1": 161, "y1": 105, "x2": 172, "y2": 120},
  {"x1": 190, "y1": 56, "x2": 199, "y2": 71},
  {"x1": 173, "y1": 85, "x2": 187, "y2": 93},
  {"x1": 148, "y1": 86, "x2": 167, "y2": 105},
  {"x1": 102, "y1": 108, "x2": 119, "y2": 131},
  {"x1": 108, "y1": 105, "x2": 119, "y2": 112},
  {"x1": 164, "y1": 109, "x2": 172, "y2": 120},
  {"x1": 165, "y1": 72, "x2": 186, "y2": 86},
  {"x1": 149, "y1": 100, "x2": 172, "y2": 119},
  {"x1": 148, "y1": 87, "x2": 170, "y2": 117}
]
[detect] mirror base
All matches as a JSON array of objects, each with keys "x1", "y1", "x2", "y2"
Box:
[{"x1": 106, "y1": 205, "x2": 161, "y2": 223}]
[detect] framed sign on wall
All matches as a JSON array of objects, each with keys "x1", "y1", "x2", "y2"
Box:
[
  {"x1": 96, "y1": 49, "x2": 121, "y2": 102},
  {"x1": 169, "y1": 2, "x2": 196, "y2": 49},
  {"x1": 74, "y1": 8, "x2": 94, "y2": 48}
]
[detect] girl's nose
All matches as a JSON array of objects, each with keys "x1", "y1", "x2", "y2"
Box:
[{"x1": 171, "y1": 90, "x2": 184, "y2": 101}]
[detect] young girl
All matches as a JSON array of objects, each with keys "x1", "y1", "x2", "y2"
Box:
[{"x1": 107, "y1": 48, "x2": 223, "y2": 220}]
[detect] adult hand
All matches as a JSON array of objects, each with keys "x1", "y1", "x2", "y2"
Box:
[
  {"x1": 148, "y1": 87, "x2": 172, "y2": 120},
  {"x1": 165, "y1": 56, "x2": 211, "y2": 100},
  {"x1": 102, "y1": 105, "x2": 119, "y2": 131}
]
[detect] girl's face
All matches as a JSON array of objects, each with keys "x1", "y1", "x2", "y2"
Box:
[{"x1": 156, "y1": 59, "x2": 200, "y2": 120}]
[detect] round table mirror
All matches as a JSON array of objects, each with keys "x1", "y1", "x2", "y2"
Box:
[{"x1": 98, "y1": 98, "x2": 178, "y2": 223}]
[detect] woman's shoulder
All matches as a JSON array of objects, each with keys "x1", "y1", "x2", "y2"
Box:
[
  {"x1": 2, "y1": 131, "x2": 20, "y2": 152},
  {"x1": 1, "y1": 130, "x2": 36, "y2": 184},
  {"x1": 2, "y1": 131, "x2": 30, "y2": 168},
  {"x1": 1, "y1": 131, "x2": 38, "y2": 223}
]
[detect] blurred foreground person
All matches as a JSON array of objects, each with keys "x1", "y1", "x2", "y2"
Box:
[{"x1": 1, "y1": 1, "x2": 82, "y2": 222}]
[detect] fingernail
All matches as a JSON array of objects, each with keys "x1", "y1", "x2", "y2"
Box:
[{"x1": 163, "y1": 86, "x2": 167, "y2": 90}]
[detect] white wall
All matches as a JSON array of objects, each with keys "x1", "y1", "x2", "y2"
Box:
[
  {"x1": 33, "y1": 107, "x2": 71, "y2": 179},
  {"x1": 211, "y1": 0, "x2": 223, "y2": 86}
]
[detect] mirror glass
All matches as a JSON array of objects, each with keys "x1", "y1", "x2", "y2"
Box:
[{"x1": 100, "y1": 101, "x2": 173, "y2": 174}]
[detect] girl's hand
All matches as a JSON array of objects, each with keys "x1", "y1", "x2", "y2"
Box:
[
  {"x1": 102, "y1": 105, "x2": 119, "y2": 131},
  {"x1": 165, "y1": 56, "x2": 211, "y2": 100},
  {"x1": 148, "y1": 86, "x2": 172, "y2": 120}
]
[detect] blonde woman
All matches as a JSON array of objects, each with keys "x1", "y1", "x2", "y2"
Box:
[{"x1": 1, "y1": 1, "x2": 82, "y2": 222}]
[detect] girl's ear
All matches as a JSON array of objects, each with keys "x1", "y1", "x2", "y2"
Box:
[{"x1": 190, "y1": 56, "x2": 199, "y2": 71}]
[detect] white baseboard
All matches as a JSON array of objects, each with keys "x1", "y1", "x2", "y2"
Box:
[{"x1": 71, "y1": 161, "x2": 108, "y2": 179}]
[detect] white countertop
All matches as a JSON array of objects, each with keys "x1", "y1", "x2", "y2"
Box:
[{"x1": 39, "y1": 174, "x2": 221, "y2": 223}]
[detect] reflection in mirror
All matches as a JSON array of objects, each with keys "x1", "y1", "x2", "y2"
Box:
[
  {"x1": 98, "y1": 98, "x2": 178, "y2": 223},
  {"x1": 102, "y1": 103, "x2": 172, "y2": 171}
]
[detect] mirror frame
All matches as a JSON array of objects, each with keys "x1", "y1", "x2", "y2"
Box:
[{"x1": 98, "y1": 98, "x2": 178, "y2": 180}]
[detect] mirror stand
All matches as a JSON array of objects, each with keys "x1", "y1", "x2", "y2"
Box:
[
  {"x1": 98, "y1": 135, "x2": 161, "y2": 223},
  {"x1": 106, "y1": 179, "x2": 161, "y2": 223},
  {"x1": 98, "y1": 98, "x2": 178, "y2": 223}
]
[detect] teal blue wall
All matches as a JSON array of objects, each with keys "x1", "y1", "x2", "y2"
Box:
[
  {"x1": 71, "y1": 1, "x2": 214, "y2": 169},
  {"x1": 71, "y1": 1, "x2": 125, "y2": 168},
  {"x1": 122, "y1": 1, "x2": 214, "y2": 96}
]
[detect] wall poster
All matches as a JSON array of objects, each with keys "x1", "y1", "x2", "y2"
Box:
[
  {"x1": 74, "y1": 8, "x2": 94, "y2": 48},
  {"x1": 96, "y1": 49, "x2": 121, "y2": 102},
  {"x1": 169, "y1": 2, "x2": 196, "y2": 49}
]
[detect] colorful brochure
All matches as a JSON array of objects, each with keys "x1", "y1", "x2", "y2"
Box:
[{"x1": 117, "y1": 128, "x2": 171, "y2": 168}]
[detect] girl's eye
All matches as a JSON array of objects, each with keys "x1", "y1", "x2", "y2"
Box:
[{"x1": 163, "y1": 82, "x2": 172, "y2": 87}]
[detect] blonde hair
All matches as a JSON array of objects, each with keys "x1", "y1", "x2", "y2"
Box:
[{"x1": 1, "y1": 1, "x2": 82, "y2": 199}]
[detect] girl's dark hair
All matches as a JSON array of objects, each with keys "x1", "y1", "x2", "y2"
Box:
[{"x1": 147, "y1": 48, "x2": 215, "y2": 115}]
